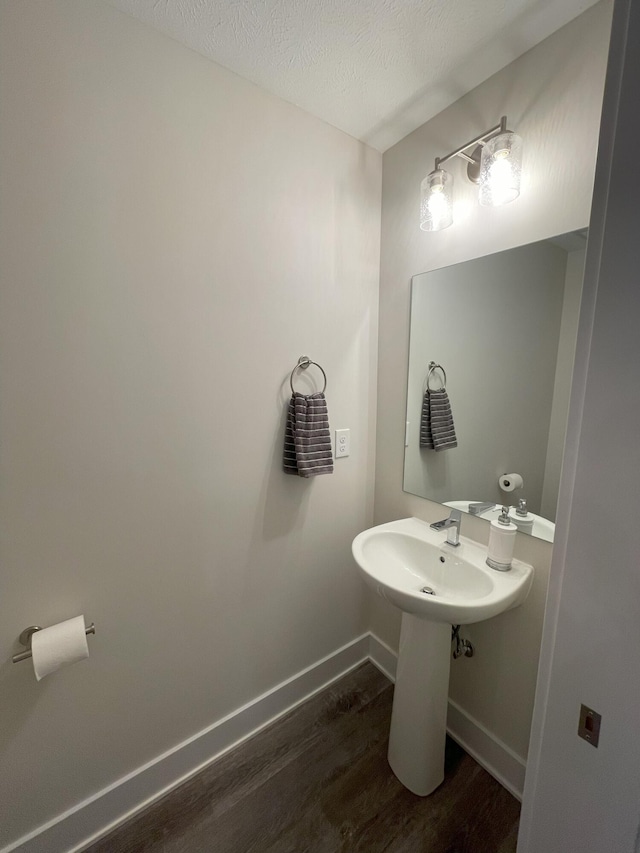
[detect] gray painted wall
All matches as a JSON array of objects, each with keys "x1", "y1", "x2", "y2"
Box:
[{"x1": 0, "y1": 1, "x2": 381, "y2": 846}]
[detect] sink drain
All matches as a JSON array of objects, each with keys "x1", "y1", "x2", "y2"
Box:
[{"x1": 420, "y1": 586, "x2": 436, "y2": 595}]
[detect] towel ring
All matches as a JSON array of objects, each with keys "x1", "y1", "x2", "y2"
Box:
[
  {"x1": 290, "y1": 356, "x2": 327, "y2": 395},
  {"x1": 427, "y1": 361, "x2": 447, "y2": 391}
]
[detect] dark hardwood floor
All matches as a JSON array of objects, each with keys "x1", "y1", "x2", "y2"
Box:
[{"x1": 85, "y1": 663, "x2": 520, "y2": 852}]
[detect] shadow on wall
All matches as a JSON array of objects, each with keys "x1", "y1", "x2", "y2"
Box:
[{"x1": 0, "y1": 657, "x2": 46, "y2": 754}]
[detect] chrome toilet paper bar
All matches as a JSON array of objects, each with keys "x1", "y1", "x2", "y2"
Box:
[{"x1": 12, "y1": 622, "x2": 96, "y2": 664}]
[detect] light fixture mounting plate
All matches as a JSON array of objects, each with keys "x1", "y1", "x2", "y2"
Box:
[{"x1": 466, "y1": 145, "x2": 482, "y2": 184}]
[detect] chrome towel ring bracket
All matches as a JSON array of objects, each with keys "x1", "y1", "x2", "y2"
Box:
[
  {"x1": 427, "y1": 361, "x2": 447, "y2": 391},
  {"x1": 290, "y1": 356, "x2": 327, "y2": 395}
]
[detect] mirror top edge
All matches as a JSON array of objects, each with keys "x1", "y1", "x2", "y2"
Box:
[{"x1": 410, "y1": 226, "x2": 589, "y2": 282}]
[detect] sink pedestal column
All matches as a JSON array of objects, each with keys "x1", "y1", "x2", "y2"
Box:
[{"x1": 387, "y1": 613, "x2": 451, "y2": 796}]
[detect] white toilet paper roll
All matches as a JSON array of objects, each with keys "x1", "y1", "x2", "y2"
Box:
[
  {"x1": 31, "y1": 615, "x2": 89, "y2": 681},
  {"x1": 499, "y1": 473, "x2": 524, "y2": 492}
]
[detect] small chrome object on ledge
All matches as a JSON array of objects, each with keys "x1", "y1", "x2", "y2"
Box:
[
  {"x1": 12, "y1": 622, "x2": 96, "y2": 664},
  {"x1": 469, "y1": 502, "x2": 496, "y2": 516}
]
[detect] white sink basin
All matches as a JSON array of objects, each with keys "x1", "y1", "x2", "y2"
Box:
[
  {"x1": 352, "y1": 516, "x2": 535, "y2": 797},
  {"x1": 352, "y1": 517, "x2": 533, "y2": 625}
]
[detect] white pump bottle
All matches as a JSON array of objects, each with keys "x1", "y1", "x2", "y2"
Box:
[{"x1": 486, "y1": 505, "x2": 517, "y2": 571}]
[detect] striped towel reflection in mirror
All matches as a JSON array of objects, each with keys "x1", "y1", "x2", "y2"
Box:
[
  {"x1": 420, "y1": 388, "x2": 458, "y2": 451},
  {"x1": 283, "y1": 392, "x2": 334, "y2": 477}
]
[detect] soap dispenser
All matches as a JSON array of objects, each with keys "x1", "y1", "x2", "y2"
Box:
[
  {"x1": 511, "y1": 498, "x2": 534, "y2": 535},
  {"x1": 486, "y1": 505, "x2": 517, "y2": 571}
]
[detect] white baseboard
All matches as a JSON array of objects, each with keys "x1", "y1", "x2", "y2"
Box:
[
  {"x1": 5, "y1": 631, "x2": 526, "y2": 853},
  {"x1": 446, "y1": 699, "x2": 526, "y2": 801},
  {"x1": 3, "y1": 634, "x2": 371, "y2": 853},
  {"x1": 367, "y1": 633, "x2": 527, "y2": 800},
  {"x1": 367, "y1": 632, "x2": 398, "y2": 682}
]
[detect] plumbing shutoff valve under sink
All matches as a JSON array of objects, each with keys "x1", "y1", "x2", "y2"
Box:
[{"x1": 352, "y1": 516, "x2": 533, "y2": 625}]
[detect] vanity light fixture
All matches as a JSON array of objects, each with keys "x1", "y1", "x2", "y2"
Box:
[{"x1": 420, "y1": 116, "x2": 523, "y2": 232}]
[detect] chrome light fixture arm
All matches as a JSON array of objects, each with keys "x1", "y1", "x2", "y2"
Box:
[{"x1": 434, "y1": 116, "x2": 508, "y2": 183}]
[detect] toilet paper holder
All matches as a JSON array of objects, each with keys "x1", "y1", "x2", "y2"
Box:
[{"x1": 12, "y1": 622, "x2": 96, "y2": 664}]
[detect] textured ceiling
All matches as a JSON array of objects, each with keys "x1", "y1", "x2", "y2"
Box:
[{"x1": 103, "y1": 0, "x2": 600, "y2": 151}]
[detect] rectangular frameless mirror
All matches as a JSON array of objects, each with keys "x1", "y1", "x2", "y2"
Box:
[{"x1": 403, "y1": 229, "x2": 588, "y2": 543}]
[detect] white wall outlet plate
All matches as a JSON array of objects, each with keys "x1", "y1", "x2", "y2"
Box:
[{"x1": 335, "y1": 428, "x2": 350, "y2": 458}]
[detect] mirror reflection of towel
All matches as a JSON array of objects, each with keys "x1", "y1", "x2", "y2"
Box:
[
  {"x1": 283, "y1": 392, "x2": 334, "y2": 476},
  {"x1": 420, "y1": 389, "x2": 457, "y2": 451}
]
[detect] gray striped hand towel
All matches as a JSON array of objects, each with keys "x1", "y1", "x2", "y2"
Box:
[
  {"x1": 283, "y1": 392, "x2": 334, "y2": 477},
  {"x1": 419, "y1": 388, "x2": 458, "y2": 451}
]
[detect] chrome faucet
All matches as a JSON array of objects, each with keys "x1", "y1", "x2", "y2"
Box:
[{"x1": 430, "y1": 509, "x2": 462, "y2": 546}]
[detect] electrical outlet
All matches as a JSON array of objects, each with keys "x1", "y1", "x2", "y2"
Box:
[
  {"x1": 578, "y1": 704, "x2": 602, "y2": 747},
  {"x1": 335, "y1": 428, "x2": 350, "y2": 458}
]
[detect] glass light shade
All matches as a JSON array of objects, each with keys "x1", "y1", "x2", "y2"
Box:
[
  {"x1": 420, "y1": 168, "x2": 453, "y2": 231},
  {"x1": 478, "y1": 131, "x2": 523, "y2": 207}
]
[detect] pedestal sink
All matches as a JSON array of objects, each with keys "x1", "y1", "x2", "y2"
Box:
[{"x1": 352, "y1": 517, "x2": 533, "y2": 796}]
